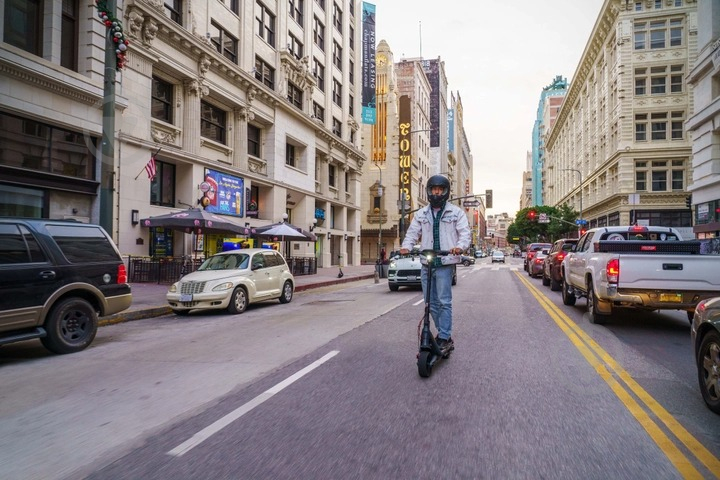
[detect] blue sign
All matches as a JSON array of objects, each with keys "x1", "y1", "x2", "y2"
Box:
[
  {"x1": 204, "y1": 168, "x2": 244, "y2": 217},
  {"x1": 361, "y1": 2, "x2": 376, "y2": 125},
  {"x1": 447, "y1": 109, "x2": 454, "y2": 153}
]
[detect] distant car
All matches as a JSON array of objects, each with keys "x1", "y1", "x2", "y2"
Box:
[
  {"x1": 528, "y1": 249, "x2": 549, "y2": 278},
  {"x1": 491, "y1": 250, "x2": 505, "y2": 263},
  {"x1": 474, "y1": 250, "x2": 484, "y2": 258},
  {"x1": 512, "y1": 250, "x2": 521, "y2": 258},
  {"x1": 542, "y1": 238, "x2": 578, "y2": 291},
  {"x1": 691, "y1": 296, "x2": 720, "y2": 414},
  {"x1": 460, "y1": 255, "x2": 475, "y2": 267},
  {"x1": 167, "y1": 248, "x2": 294, "y2": 314},
  {"x1": 524, "y1": 243, "x2": 552, "y2": 272},
  {"x1": 388, "y1": 249, "x2": 457, "y2": 291}
]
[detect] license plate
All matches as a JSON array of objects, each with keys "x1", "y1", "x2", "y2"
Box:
[
  {"x1": 180, "y1": 294, "x2": 193, "y2": 302},
  {"x1": 659, "y1": 293, "x2": 682, "y2": 303},
  {"x1": 407, "y1": 275, "x2": 417, "y2": 281}
]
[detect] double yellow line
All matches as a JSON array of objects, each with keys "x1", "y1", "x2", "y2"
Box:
[{"x1": 516, "y1": 272, "x2": 720, "y2": 479}]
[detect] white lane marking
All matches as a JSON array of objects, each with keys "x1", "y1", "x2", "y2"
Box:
[
  {"x1": 167, "y1": 350, "x2": 340, "y2": 457},
  {"x1": 413, "y1": 299, "x2": 424, "y2": 306}
]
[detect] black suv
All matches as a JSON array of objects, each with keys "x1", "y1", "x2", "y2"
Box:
[{"x1": 0, "y1": 218, "x2": 132, "y2": 354}]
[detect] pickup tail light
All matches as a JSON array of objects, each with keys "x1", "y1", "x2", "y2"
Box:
[
  {"x1": 557, "y1": 253, "x2": 565, "y2": 262},
  {"x1": 118, "y1": 264, "x2": 128, "y2": 284},
  {"x1": 606, "y1": 258, "x2": 619, "y2": 284}
]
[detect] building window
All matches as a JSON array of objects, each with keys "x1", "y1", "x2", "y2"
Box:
[
  {"x1": 349, "y1": 25, "x2": 354, "y2": 50},
  {"x1": 313, "y1": 102, "x2": 325, "y2": 121},
  {"x1": 4, "y1": 0, "x2": 42, "y2": 55},
  {"x1": 210, "y1": 21, "x2": 238, "y2": 63},
  {"x1": 286, "y1": 143, "x2": 296, "y2": 167},
  {"x1": 650, "y1": 21, "x2": 666, "y2": 49},
  {"x1": 289, "y1": 0, "x2": 303, "y2": 26},
  {"x1": 350, "y1": 129, "x2": 355, "y2": 144},
  {"x1": 650, "y1": 66, "x2": 666, "y2": 94},
  {"x1": 651, "y1": 170, "x2": 667, "y2": 191},
  {"x1": 670, "y1": 65, "x2": 683, "y2": 93},
  {"x1": 333, "y1": 41, "x2": 342, "y2": 70},
  {"x1": 329, "y1": 164, "x2": 336, "y2": 187},
  {"x1": 672, "y1": 169, "x2": 684, "y2": 190},
  {"x1": 635, "y1": 2, "x2": 642, "y2": 11},
  {"x1": 313, "y1": 58, "x2": 325, "y2": 92},
  {"x1": 635, "y1": 114, "x2": 647, "y2": 141},
  {"x1": 670, "y1": 19, "x2": 682, "y2": 46},
  {"x1": 289, "y1": 33, "x2": 303, "y2": 59},
  {"x1": 634, "y1": 68, "x2": 647, "y2": 95},
  {"x1": 671, "y1": 111, "x2": 684, "y2": 139},
  {"x1": 332, "y1": 78, "x2": 342, "y2": 106},
  {"x1": 654, "y1": 0, "x2": 662, "y2": 8},
  {"x1": 61, "y1": 0, "x2": 78, "y2": 71},
  {"x1": 248, "y1": 124, "x2": 261, "y2": 157},
  {"x1": 635, "y1": 19, "x2": 683, "y2": 50},
  {"x1": 150, "y1": 160, "x2": 176, "y2": 207},
  {"x1": 200, "y1": 101, "x2": 226, "y2": 144},
  {"x1": 349, "y1": 60, "x2": 355, "y2": 84},
  {"x1": 636, "y1": 170, "x2": 647, "y2": 191},
  {"x1": 151, "y1": 77, "x2": 173, "y2": 123},
  {"x1": 333, "y1": 2, "x2": 343, "y2": 31},
  {"x1": 349, "y1": 94, "x2": 354, "y2": 116},
  {"x1": 313, "y1": 17, "x2": 325, "y2": 50},
  {"x1": 255, "y1": 56, "x2": 275, "y2": 89},
  {"x1": 165, "y1": 0, "x2": 182, "y2": 24},
  {"x1": 287, "y1": 81, "x2": 303, "y2": 109},
  {"x1": 256, "y1": 2, "x2": 275, "y2": 47},
  {"x1": 634, "y1": 22, "x2": 646, "y2": 50},
  {"x1": 651, "y1": 112, "x2": 667, "y2": 140},
  {"x1": 316, "y1": 0, "x2": 325, "y2": 10},
  {"x1": 224, "y1": 0, "x2": 239, "y2": 14},
  {"x1": 332, "y1": 117, "x2": 342, "y2": 137}
]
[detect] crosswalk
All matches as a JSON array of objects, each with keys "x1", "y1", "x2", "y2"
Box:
[{"x1": 460, "y1": 263, "x2": 522, "y2": 272}]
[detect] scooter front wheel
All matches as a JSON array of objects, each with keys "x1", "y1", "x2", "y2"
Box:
[{"x1": 418, "y1": 351, "x2": 433, "y2": 378}]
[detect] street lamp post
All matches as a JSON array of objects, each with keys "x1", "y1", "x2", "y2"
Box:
[
  {"x1": 374, "y1": 161, "x2": 383, "y2": 264},
  {"x1": 562, "y1": 168, "x2": 583, "y2": 232}
]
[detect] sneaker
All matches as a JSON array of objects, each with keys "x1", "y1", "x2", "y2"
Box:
[{"x1": 436, "y1": 336, "x2": 448, "y2": 348}]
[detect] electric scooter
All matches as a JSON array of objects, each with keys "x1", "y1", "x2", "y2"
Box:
[{"x1": 417, "y1": 250, "x2": 455, "y2": 378}]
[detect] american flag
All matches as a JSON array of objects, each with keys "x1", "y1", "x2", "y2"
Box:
[{"x1": 145, "y1": 156, "x2": 157, "y2": 181}]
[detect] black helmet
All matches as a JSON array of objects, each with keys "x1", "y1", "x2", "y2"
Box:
[{"x1": 426, "y1": 175, "x2": 450, "y2": 208}]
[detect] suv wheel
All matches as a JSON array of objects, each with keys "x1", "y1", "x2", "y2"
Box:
[{"x1": 41, "y1": 298, "x2": 98, "y2": 354}]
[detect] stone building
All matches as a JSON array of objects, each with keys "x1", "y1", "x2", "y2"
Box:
[
  {"x1": 544, "y1": 0, "x2": 697, "y2": 238},
  {"x1": 1, "y1": 0, "x2": 367, "y2": 268}
]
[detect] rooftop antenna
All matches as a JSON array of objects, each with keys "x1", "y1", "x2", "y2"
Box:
[{"x1": 419, "y1": 21, "x2": 422, "y2": 58}]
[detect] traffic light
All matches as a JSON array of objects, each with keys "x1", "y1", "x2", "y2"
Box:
[
  {"x1": 528, "y1": 210, "x2": 537, "y2": 222},
  {"x1": 685, "y1": 194, "x2": 692, "y2": 208},
  {"x1": 580, "y1": 227, "x2": 587, "y2": 236},
  {"x1": 485, "y1": 189, "x2": 493, "y2": 209}
]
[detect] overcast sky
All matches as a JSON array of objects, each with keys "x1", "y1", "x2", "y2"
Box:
[{"x1": 369, "y1": 0, "x2": 605, "y2": 216}]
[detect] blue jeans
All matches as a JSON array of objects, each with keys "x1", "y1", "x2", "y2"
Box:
[{"x1": 421, "y1": 264, "x2": 454, "y2": 340}]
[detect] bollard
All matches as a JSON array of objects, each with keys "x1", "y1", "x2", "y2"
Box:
[{"x1": 374, "y1": 269, "x2": 379, "y2": 284}]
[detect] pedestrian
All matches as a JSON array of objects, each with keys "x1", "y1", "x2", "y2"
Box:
[{"x1": 400, "y1": 175, "x2": 471, "y2": 348}]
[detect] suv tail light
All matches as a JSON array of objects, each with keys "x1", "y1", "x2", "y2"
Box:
[
  {"x1": 528, "y1": 252, "x2": 536, "y2": 260},
  {"x1": 118, "y1": 264, "x2": 128, "y2": 284},
  {"x1": 606, "y1": 258, "x2": 619, "y2": 284},
  {"x1": 556, "y1": 253, "x2": 565, "y2": 262}
]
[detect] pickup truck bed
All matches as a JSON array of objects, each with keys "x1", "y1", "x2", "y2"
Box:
[{"x1": 561, "y1": 226, "x2": 720, "y2": 324}]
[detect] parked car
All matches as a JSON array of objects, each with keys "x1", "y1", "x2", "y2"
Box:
[
  {"x1": 528, "y1": 249, "x2": 549, "y2": 278},
  {"x1": 542, "y1": 238, "x2": 578, "y2": 291},
  {"x1": 691, "y1": 296, "x2": 720, "y2": 414},
  {"x1": 491, "y1": 250, "x2": 505, "y2": 263},
  {"x1": 460, "y1": 255, "x2": 475, "y2": 266},
  {"x1": 388, "y1": 249, "x2": 457, "y2": 291},
  {"x1": 524, "y1": 243, "x2": 552, "y2": 272},
  {"x1": 0, "y1": 218, "x2": 132, "y2": 354},
  {"x1": 167, "y1": 248, "x2": 294, "y2": 314},
  {"x1": 474, "y1": 250, "x2": 486, "y2": 259}
]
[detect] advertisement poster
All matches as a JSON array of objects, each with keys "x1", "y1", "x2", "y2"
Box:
[
  {"x1": 204, "y1": 168, "x2": 244, "y2": 217},
  {"x1": 361, "y1": 2, "x2": 376, "y2": 125}
]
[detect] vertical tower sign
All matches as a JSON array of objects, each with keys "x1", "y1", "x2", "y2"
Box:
[
  {"x1": 361, "y1": 2, "x2": 376, "y2": 124},
  {"x1": 398, "y1": 95, "x2": 412, "y2": 238}
]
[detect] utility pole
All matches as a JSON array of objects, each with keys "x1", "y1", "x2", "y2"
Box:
[{"x1": 99, "y1": 0, "x2": 117, "y2": 234}]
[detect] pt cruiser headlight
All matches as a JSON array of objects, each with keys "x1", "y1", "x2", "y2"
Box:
[
  {"x1": 168, "y1": 283, "x2": 178, "y2": 293},
  {"x1": 212, "y1": 282, "x2": 234, "y2": 292}
]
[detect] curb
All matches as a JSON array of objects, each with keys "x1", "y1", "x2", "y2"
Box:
[{"x1": 99, "y1": 273, "x2": 378, "y2": 324}]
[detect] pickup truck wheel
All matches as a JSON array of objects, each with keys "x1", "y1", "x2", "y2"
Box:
[
  {"x1": 697, "y1": 330, "x2": 720, "y2": 414},
  {"x1": 389, "y1": 284, "x2": 399, "y2": 291},
  {"x1": 587, "y1": 281, "x2": 608, "y2": 325},
  {"x1": 561, "y1": 278, "x2": 576, "y2": 306},
  {"x1": 41, "y1": 297, "x2": 98, "y2": 354}
]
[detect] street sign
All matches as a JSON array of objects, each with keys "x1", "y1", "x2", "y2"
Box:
[
  {"x1": 538, "y1": 213, "x2": 550, "y2": 223},
  {"x1": 463, "y1": 200, "x2": 480, "y2": 207}
]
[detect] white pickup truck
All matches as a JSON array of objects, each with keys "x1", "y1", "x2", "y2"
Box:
[{"x1": 561, "y1": 225, "x2": 720, "y2": 324}]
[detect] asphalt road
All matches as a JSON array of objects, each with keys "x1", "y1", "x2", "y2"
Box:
[{"x1": 1, "y1": 257, "x2": 718, "y2": 479}]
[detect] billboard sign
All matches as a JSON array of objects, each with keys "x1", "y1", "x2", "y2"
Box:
[
  {"x1": 361, "y1": 2, "x2": 376, "y2": 124},
  {"x1": 204, "y1": 168, "x2": 244, "y2": 217}
]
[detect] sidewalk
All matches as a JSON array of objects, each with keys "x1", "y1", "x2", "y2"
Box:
[{"x1": 100, "y1": 264, "x2": 379, "y2": 325}]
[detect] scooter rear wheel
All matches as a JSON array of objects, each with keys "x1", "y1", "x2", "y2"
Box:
[{"x1": 418, "y1": 351, "x2": 433, "y2": 377}]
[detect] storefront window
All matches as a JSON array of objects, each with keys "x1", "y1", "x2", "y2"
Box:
[{"x1": 0, "y1": 184, "x2": 44, "y2": 217}]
